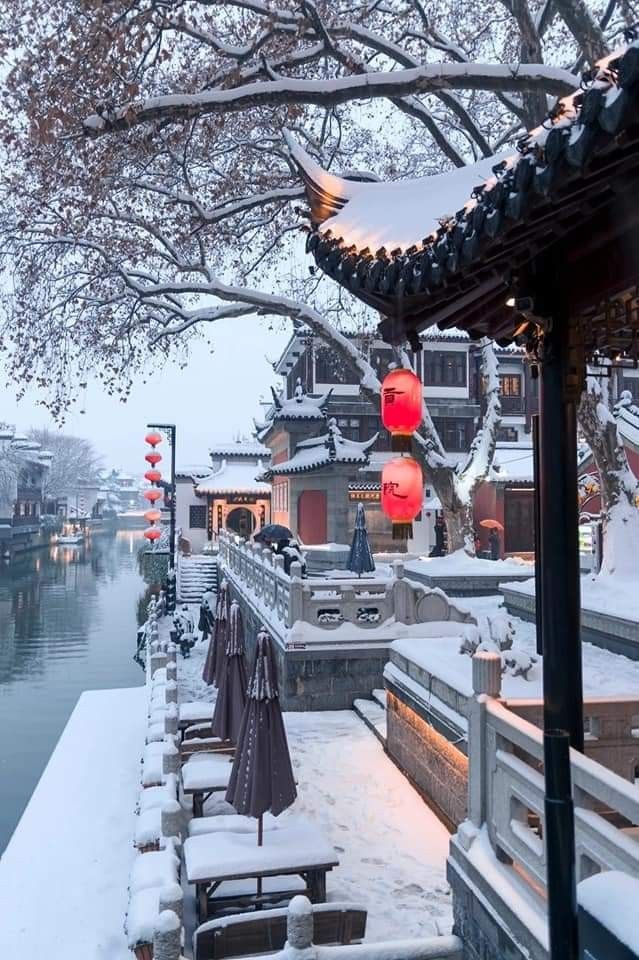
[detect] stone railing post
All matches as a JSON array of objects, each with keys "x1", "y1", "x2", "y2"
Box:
[
  {"x1": 153, "y1": 910, "x2": 182, "y2": 960},
  {"x1": 286, "y1": 895, "x2": 315, "y2": 951},
  {"x1": 159, "y1": 883, "x2": 184, "y2": 922},
  {"x1": 288, "y1": 561, "x2": 304, "y2": 628},
  {"x1": 162, "y1": 736, "x2": 180, "y2": 777},
  {"x1": 165, "y1": 680, "x2": 178, "y2": 705},
  {"x1": 150, "y1": 649, "x2": 167, "y2": 675},
  {"x1": 467, "y1": 652, "x2": 502, "y2": 836},
  {"x1": 164, "y1": 703, "x2": 178, "y2": 737},
  {"x1": 166, "y1": 662, "x2": 177, "y2": 683}
]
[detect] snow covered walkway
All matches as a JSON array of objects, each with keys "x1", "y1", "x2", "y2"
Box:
[
  {"x1": 179, "y1": 639, "x2": 453, "y2": 941},
  {"x1": 0, "y1": 686, "x2": 146, "y2": 959}
]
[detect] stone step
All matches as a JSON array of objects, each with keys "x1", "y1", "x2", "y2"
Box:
[
  {"x1": 353, "y1": 698, "x2": 387, "y2": 746},
  {"x1": 371, "y1": 688, "x2": 387, "y2": 711}
]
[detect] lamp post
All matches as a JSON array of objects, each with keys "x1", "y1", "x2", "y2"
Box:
[{"x1": 147, "y1": 423, "x2": 177, "y2": 611}]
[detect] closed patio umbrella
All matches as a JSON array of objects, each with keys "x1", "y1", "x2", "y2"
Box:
[
  {"x1": 211, "y1": 600, "x2": 248, "y2": 743},
  {"x1": 226, "y1": 630, "x2": 297, "y2": 897},
  {"x1": 202, "y1": 580, "x2": 230, "y2": 686}
]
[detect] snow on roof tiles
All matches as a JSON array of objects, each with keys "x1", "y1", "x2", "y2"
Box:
[
  {"x1": 195, "y1": 458, "x2": 271, "y2": 495},
  {"x1": 209, "y1": 441, "x2": 270, "y2": 458},
  {"x1": 263, "y1": 419, "x2": 377, "y2": 477},
  {"x1": 489, "y1": 442, "x2": 534, "y2": 483}
]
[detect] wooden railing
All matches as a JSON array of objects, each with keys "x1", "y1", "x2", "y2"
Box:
[{"x1": 218, "y1": 531, "x2": 474, "y2": 642}]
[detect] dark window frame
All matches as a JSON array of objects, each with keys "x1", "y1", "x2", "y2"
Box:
[
  {"x1": 189, "y1": 504, "x2": 208, "y2": 529},
  {"x1": 424, "y1": 350, "x2": 467, "y2": 387}
]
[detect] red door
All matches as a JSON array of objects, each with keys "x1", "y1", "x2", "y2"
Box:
[{"x1": 297, "y1": 490, "x2": 327, "y2": 545}]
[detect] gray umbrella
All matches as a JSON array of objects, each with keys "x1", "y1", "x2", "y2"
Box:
[
  {"x1": 211, "y1": 601, "x2": 248, "y2": 743},
  {"x1": 202, "y1": 580, "x2": 230, "y2": 686},
  {"x1": 226, "y1": 630, "x2": 297, "y2": 899}
]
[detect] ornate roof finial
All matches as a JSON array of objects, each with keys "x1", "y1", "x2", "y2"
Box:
[{"x1": 294, "y1": 377, "x2": 305, "y2": 403}]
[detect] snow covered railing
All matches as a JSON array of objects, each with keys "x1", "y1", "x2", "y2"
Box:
[
  {"x1": 219, "y1": 532, "x2": 474, "y2": 640},
  {"x1": 464, "y1": 653, "x2": 639, "y2": 894}
]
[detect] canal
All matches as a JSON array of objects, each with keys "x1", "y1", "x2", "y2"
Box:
[{"x1": 0, "y1": 530, "x2": 146, "y2": 853}]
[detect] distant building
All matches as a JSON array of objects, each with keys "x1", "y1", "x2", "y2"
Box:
[
  {"x1": 259, "y1": 330, "x2": 538, "y2": 553},
  {"x1": 0, "y1": 429, "x2": 53, "y2": 553},
  {"x1": 176, "y1": 441, "x2": 271, "y2": 552}
]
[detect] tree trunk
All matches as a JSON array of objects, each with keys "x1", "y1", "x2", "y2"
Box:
[
  {"x1": 443, "y1": 495, "x2": 476, "y2": 555},
  {"x1": 578, "y1": 381, "x2": 639, "y2": 577}
]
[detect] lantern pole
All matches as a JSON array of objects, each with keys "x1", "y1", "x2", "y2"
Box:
[{"x1": 147, "y1": 422, "x2": 177, "y2": 612}]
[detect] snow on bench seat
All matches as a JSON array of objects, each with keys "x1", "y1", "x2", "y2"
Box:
[
  {"x1": 182, "y1": 752, "x2": 233, "y2": 792},
  {"x1": 141, "y1": 740, "x2": 175, "y2": 787},
  {"x1": 0, "y1": 686, "x2": 146, "y2": 959},
  {"x1": 135, "y1": 808, "x2": 162, "y2": 847},
  {"x1": 179, "y1": 700, "x2": 215, "y2": 725},
  {"x1": 188, "y1": 812, "x2": 282, "y2": 838},
  {"x1": 130, "y1": 843, "x2": 180, "y2": 893}
]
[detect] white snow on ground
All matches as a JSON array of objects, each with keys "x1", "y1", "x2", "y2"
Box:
[
  {"x1": 450, "y1": 595, "x2": 639, "y2": 698},
  {"x1": 502, "y1": 573, "x2": 639, "y2": 622},
  {"x1": 0, "y1": 686, "x2": 146, "y2": 959},
  {"x1": 178, "y1": 641, "x2": 452, "y2": 942},
  {"x1": 405, "y1": 552, "x2": 533, "y2": 579}
]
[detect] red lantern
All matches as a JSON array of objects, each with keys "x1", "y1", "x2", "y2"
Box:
[
  {"x1": 144, "y1": 489, "x2": 162, "y2": 503},
  {"x1": 381, "y1": 369, "x2": 422, "y2": 452},
  {"x1": 145, "y1": 451, "x2": 162, "y2": 466},
  {"x1": 144, "y1": 527, "x2": 162, "y2": 541},
  {"x1": 145, "y1": 431, "x2": 163, "y2": 447},
  {"x1": 144, "y1": 469, "x2": 162, "y2": 483},
  {"x1": 381, "y1": 456, "x2": 423, "y2": 540},
  {"x1": 144, "y1": 509, "x2": 162, "y2": 523}
]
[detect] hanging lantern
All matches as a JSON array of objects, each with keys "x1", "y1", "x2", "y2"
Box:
[
  {"x1": 144, "y1": 509, "x2": 162, "y2": 523},
  {"x1": 145, "y1": 451, "x2": 162, "y2": 466},
  {"x1": 381, "y1": 369, "x2": 422, "y2": 452},
  {"x1": 145, "y1": 431, "x2": 163, "y2": 447},
  {"x1": 144, "y1": 489, "x2": 163, "y2": 503},
  {"x1": 144, "y1": 469, "x2": 162, "y2": 483},
  {"x1": 381, "y1": 456, "x2": 423, "y2": 540},
  {"x1": 144, "y1": 527, "x2": 162, "y2": 541}
]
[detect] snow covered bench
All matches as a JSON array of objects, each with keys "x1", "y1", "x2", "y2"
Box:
[
  {"x1": 193, "y1": 900, "x2": 367, "y2": 960},
  {"x1": 181, "y1": 752, "x2": 234, "y2": 817}
]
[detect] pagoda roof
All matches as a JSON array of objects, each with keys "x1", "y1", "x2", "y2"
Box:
[
  {"x1": 289, "y1": 41, "x2": 639, "y2": 360},
  {"x1": 195, "y1": 458, "x2": 271, "y2": 496},
  {"x1": 260, "y1": 419, "x2": 377, "y2": 478},
  {"x1": 270, "y1": 386, "x2": 332, "y2": 421}
]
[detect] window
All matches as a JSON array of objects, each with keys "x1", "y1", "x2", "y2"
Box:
[
  {"x1": 499, "y1": 374, "x2": 523, "y2": 414},
  {"x1": 497, "y1": 427, "x2": 519, "y2": 442},
  {"x1": 315, "y1": 346, "x2": 358, "y2": 385},
  {"x1": 432, "y1": 417, "x2": 474, "y2": 452},
  {"x1": 423, "y1": 351, "x2": 467, "y2": 387},
  {"x1": 189, "y1": 505, "x2": 207, "y2": 529},
  {"x1": 499, "y1": 375, "x2": 522, "y2": 397}
]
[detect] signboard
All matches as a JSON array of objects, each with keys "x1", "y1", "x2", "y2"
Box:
[
  {"x1": 349, "y1": 490, "x2": 381, "y2": 503},
  {"x1": 227, "y1": 494, "x2": 260, "y2": 505}
]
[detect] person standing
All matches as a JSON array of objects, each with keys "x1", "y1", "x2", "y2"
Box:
[{"x1": 489, "y1": 528, "x2": 500, "y2": 561}]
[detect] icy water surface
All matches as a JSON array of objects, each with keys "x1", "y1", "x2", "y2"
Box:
[{"x1": 0, "y1": 530, "x2": 146, "y2": 852}]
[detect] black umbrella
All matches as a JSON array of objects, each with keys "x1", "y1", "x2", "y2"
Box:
[
  {"x1": 226, "y1": 630, "x2": 297, "y2": 897},
  {"x1": 211, "y1": 601, "x2": 248, "y2": 743},
  {"x1": 202, "y1": 580, "x2": 230, "y2": 686},
  {"x1": 347, "y1": 503, "x2": 375, "y2": 576},
  {"x1": 254, "y1": 524, "x2": 293, "y2": 544}
]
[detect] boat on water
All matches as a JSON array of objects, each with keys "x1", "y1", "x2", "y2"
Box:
[{"x1": 57, "y1": 533, "x2": 85, "y2": 545}]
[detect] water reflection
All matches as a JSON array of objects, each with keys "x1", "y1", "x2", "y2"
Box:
[{"x1": 0, "y1": 530, "x2": 145, "y2": 853}]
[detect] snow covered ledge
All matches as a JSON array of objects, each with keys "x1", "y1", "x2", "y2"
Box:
[{"x1": 448, "y1": 653, "x2": 639, "y2": 960}]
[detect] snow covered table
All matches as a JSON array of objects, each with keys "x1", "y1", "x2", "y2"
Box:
[
  {"x1": 184, "y1": 820, "x2": 339, "y2": 920},
  {"x1": 181, "y1": 752, "x2": 234, "y2": 816}
]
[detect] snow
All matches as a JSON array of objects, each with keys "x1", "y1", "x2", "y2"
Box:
[
  {"x1": 181, "y1": 751, "x2": 233, "y2": 791},
  {"x1": 405, "y1": 552, "x2": 533, "y2": 579},
  {"x1": 489, "y1": 443, "x2": 534, "y2": 483},
  {"x1": 188, "y1": 812, "x2": 284, "y2": 837},
  {"x1": 178, "y1": 642, "x2": 453, "y2": 941},
  {"x1": 270, "y1": 391, "x2": 330, "y2": 421},
  {"x1": 267, "y1": 421, "x2": 377, "y2": 476},
  {"x1": 139, "y1": 775, "x2": 179, "y2": 813},
  {"x1": 502, "y1": 573, "x2": 639, "y2": 622},
  {"x1": 384, "y1": 661, "x2": 468, "y2": 735},
  {"x1": 0, "y1": 686, "x2": 146, "y2": 959},
  {"x1": 578, "y1": 871, "x2": 639, "y2": 950},
  {"x1": 130, "y1": 843, "x2": 180, "y2": 893},
  {"x1": 184, "y1": 820, "x2": 339, "y2": 882},
  {"x1": 196, "y1": 458, "x2": 271, "y2": 495},
  {"x1": 135, "y1": 807, "x2": 162, "y2": 846},
  {"x1": 209, "y1": 441, "x2": 271, "y2": 458}
]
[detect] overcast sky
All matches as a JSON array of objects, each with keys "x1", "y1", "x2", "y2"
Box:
[{"x1": 2, "y1": 315, "x2": 290, "y2": 474}]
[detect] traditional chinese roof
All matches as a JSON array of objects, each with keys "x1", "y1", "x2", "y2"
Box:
[
  {"x1": 195, "y1": 458, "x2": 271, "y2": 496},
  {"x1": 260, "y1": 418, "x2": 377, "y2": 478},
  {"x1": 270, "y1": 381, "x2": 332, "y2": 421},
  {"x1": 176, "y1": 464, "x2": 212, "y2": 480},
  {"x1": 209, "y1": 441, "x2": 270, "y2": 459},
  {"x1": 614, "y1": 391, "x2": 639, "y2": 451},
  {"x1": 289, "y1": 41, "x2": 639, "y2": 358}
]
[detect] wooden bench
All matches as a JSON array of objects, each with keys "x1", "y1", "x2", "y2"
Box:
[{"x1": 193, "y1": 902, "x2": 367, "y2": 960}]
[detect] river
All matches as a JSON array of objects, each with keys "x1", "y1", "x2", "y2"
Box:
[{"x1": 0, "y1": 529, "x2": 147, "y2": 853}]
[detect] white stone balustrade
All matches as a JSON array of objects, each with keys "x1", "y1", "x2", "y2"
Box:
[{"x1": 218, "y1": 531, "x2": 474, "y2": 639}]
